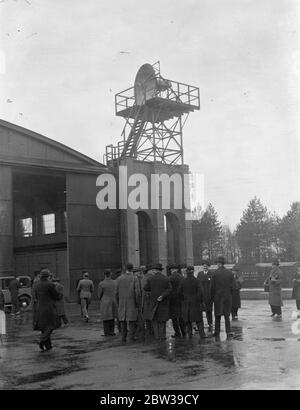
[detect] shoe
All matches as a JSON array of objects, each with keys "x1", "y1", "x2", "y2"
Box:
[
  {"x1": 171, "y1": 334, "x2": 181, "y2": 338},
  {"x1": 208, "y1": 326, "x2": 213, "y2": 333},
  {"x1": 39, "y1": 342, "x2": 45, "y2": 352},
  {"x1": 276, "y1": 314, "x2": 282, "y2": 319},
  {"x1": 271, "y1": 314, "x2": 275, "y2": 317}
]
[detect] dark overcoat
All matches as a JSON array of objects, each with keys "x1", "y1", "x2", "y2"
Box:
[
  {"x1": 232, "y1": 276, "x2": 243, "y2": 309},
  {"x1": 144, "y1": 272, "x2": 171, "y2": 322},
  {"x1": 265, "y1": 267, "x2": 283, "y2": 307},
  {"x1": 98, "y1": 278, "x2": 118, "y2": 321},
  {"x1": 0, "y1": 290, "x2": 4, "y2": 310},
  {"x1": 116, "y1": 273, "x2": 140, "y2": 321},
  {"x1": 54, "y1": 283, "x2": 66, "y2": 316},
  {"x1": 33, "y1": 279, "x2": 62, "y2": 331},
  {"x1": 197, "y1": 271, "x2": 213, "y2": 312},
  {"x1": 169, "y1": 271, "x2": 184, "y2": 319},
  {"x1": 141, "y1": 272, "x2": 154, "y2": 321},
  {"x1": 178, "y1": 275, "x2": 204, "y2": 323},
  {"x1": 9, "y1": 279, "x2": 20, "y2": 305},
  {"x1": 211, "y1": 266, "x2": 234, "y2": 316},
  {"x1": 292, "y1": 279, "x2": 300, "y2": 300}
]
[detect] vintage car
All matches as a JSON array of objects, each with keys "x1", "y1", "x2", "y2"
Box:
[{"x1": 0, "y1": 275, "x2": 32, "y2": 311}]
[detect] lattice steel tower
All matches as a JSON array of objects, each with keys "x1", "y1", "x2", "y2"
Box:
[{"x1": 105, "y1": 62, "x2": 200, "y2": 165}]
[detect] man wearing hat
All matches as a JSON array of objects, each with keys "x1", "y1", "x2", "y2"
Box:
[
  {"x1": 143, "y1": 263, "x2": 172, "y2": 341},
  {"x1": 98, "y1": 269, "x2": 118, "y2": 336},
  {"x1": 33, "y1": 269, "x2": 62, "y2": 351},
  {"x1": 76, "y1": 271, "x2": 94, "y2": 322},
  {"x1": 169, "y1": 264, "x2": 186, "y2": 338},
  {"x1": 52, "y1": 276, "x2": 69, "y2": 328},
  {"x1": 141, "y1": 264, "x2": 155, "y2": 338},
  {"x1": 210, "y1": 256, "x2": 235, "y2": 340},
  {"x1": 197, "y1": 260, "x2": 214, "y2": 332},
  {"x1": 116, "y1": 263, "x2": 140, "y2": 342},
  {"x1": 264, "y1": 258, "x2": 283, "y2": 318},
  {"x1": 178, "y1": 266, "x2": 206, "y2": 339}
]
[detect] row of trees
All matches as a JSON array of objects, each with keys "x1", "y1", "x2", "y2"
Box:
[{"x1": 192, "y1": 198, "x2": 300, "y2": 264}]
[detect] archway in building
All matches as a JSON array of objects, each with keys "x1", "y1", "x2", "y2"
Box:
[
  {"x1": 165, "y1": 212, "x2": 181, "y2": 265},
  {"x1": 136, "y1": 211, "x2": 153, "y2": 266}
]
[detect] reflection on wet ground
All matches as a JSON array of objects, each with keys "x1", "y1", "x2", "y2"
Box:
[{"x1": 1, "y1": 300, "x2": 300, "y2": 390}]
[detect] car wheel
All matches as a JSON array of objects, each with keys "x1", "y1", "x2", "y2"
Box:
[{"x1": 19, "y1": 295, "x2": 31, "y2": 311}]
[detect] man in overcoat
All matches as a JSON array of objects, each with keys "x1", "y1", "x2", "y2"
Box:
[
  {"x1": 264, "y1": 258, "x2": 283, "y2": 318},
  {"x1": 231, "y1": 266, "x2": 243, "y2": 320},
  {"x1": 98, "y1": 269, "x2": 118, "y2": 336},
  {"x1": 143, "y1": 263, "x2": 171, "y2": 341},
  {"x1": 116, "y1": 263, "x2": 140, "y2": 342},
  {"x1": 197, "y1": 260, "x2": 214, "y2": 332},
  {"x1": 9, "y1": 275, "x2": 20, "y2": 316},
  {"x1": 292, "y1": 270, "x2": 300, "y2": 318},
  {"x1": 210, "y1": 256, "x2": 234, "y2": 340},
  {"x1": 33, "y1": 269, "x2": 62, "y2": 351},
  {"x1": 76, "y1": 272, "x2": 94, "y2": 322},
  {"x1": 169, "y1": 265, "x2": 186, "y2": 338},
  {"x1": 141, "y1": 264, "x2": 155, "y2": 338},
  {"x1": 53, "y1": 277, "x2": 69, "y2": 327},
  {"x1": 178, "y1": 265, "x2": 206, "y2": 339}
]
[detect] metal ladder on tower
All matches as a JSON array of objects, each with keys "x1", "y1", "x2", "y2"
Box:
[{"x1": 120, "y1": 115, "x2": 146, "y2": 158}]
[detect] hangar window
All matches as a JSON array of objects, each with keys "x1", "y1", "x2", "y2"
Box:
[
  {"x1": 41, "y1": 213, "x2": 55, "y2": 235},
  {"x1": 16, "y1": 217, "x2": 33, "y2": 237}
]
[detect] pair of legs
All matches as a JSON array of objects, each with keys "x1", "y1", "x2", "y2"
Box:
[
  {"x1": 172, "y1": 317, "x2": 186, "y2": 337},
  {"x1": 204, "y1": 310, "x2": 213, "y2": 331},
  {"x1": 103, "y1": 319, "x2": 115, "y2": 336},
  {"x1": 214, "y1": 315, "x2": 231, "y2": 337},
  {"x1": 80, "y1": 298, "x2": 90, "y2": 321},
  {"x1": 39, "y1": 327, "x2": 53, "y2": 351},
  {"x1": 232, "y1": 307, "x2": 239, "y2": 319},
  {"x1": 270, "y1": 305, "x2": 282, "y2": 316},
  {"x1": 152, "y1": 321, "x2": 166, "y2": 341},
  {"x1": 186, "y1": 319, "x2": 206, "y2": 339},
  {"x1": 119, "y1": 320, "x2": 137, "y2": 342},
  {"x1": 58, "y1": 314, "x2": 69, "y2": 327}
]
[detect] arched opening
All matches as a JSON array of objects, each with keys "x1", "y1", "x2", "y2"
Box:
[
  {"x1": 165, "y1": 212, "x2": 181, "y2": 265},
  {"x1": 136, "y1": 211, "x2": 153, "y2": 266}
]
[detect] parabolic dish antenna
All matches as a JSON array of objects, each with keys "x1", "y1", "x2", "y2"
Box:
[{"x1": 134, "y1": 64, "x2": 157, "y2": 106}]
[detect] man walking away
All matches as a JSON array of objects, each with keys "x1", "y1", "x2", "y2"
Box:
[
  {"x1": 9, "y1": 275, "x2": 20, "y2": 317},
  {"x1": 143, "y1": 263, "x2": 171, "y2": 342},
  {"x1": 98, "y1": 269, "x2": 118, "y2": 336},
  {"x1": 197, "y1": 260, "x2": 214, "y2": 333},
  {"x1": 169, "y1": 265, "x2": 186, "y2": 338},
  {"x1": 53, "y1": 277, "x2": 69, "y2": 327},
  {"x1": 178, "y1": 266, "x2": 206, "y2": 340},
  {"x1": 231, "y1": 266, "x2": 243, "y2": 320},
  {"x1": 76, "y1": 272, "x2": 94, "y2": 322},
  {"x1": 211, "y1": 256, "x2": 234, "y2": 340},
  {"x1": 116, "y1": 263, "x2": 140, "y2": 343},
  {"x1": 33, "y1": 269, "x2": 62, "y2": 352}
]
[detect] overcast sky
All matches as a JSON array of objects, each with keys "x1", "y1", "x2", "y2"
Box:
[{"x1": 1, "y1": 0, "x2": 300, "y2": 228}]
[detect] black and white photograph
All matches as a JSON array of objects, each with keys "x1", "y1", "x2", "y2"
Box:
[{"x1": 0, "y1": 0, "x2": 300, "y2": 393}]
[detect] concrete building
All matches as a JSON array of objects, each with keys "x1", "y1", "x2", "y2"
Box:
[{"x1": 0, "y1": 119, "x2": 193, "y2": 298}]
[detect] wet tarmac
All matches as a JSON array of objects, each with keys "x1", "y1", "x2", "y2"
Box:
[{"x1": 1, "y1": 300, "x2": 300, "y2": 390}]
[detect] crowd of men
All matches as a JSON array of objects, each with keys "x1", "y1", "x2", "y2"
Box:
[
  {"x1": 75, "y1": 256, "x2": 243, "y2": 344},
  {"x1": 5, "y1": 256, "x2": 300, "y2": 353}
]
